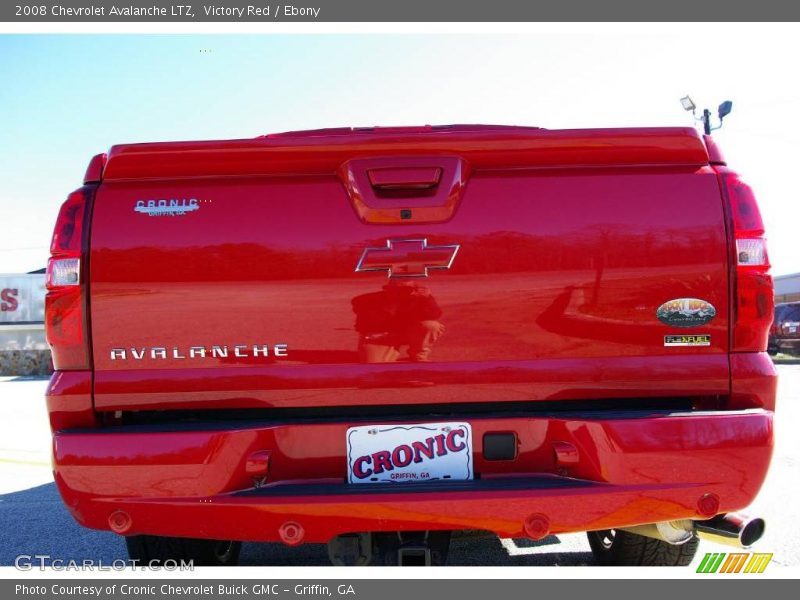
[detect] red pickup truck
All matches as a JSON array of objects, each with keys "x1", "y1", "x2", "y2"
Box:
[{"x1": 45, "y1": 125, "x2": 775, "y2": 566}]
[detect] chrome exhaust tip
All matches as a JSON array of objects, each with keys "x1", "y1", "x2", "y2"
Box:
[
  {"x1": 620, "y1": 513, "x2": 766, "y2": 548},
  {"x1": 694, "y1": 513, "x2": 766, "y2": 548}
]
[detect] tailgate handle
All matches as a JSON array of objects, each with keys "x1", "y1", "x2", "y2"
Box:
[
  {"x1": 339, "y1": 156, "x2": 469, "y2": 224},
  {"x1": 367, "y1": 167, "x2": 442, "y2": 191}
]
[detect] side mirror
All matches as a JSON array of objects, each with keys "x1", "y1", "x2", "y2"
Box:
[{"x1": 718, "y1": 100, "x2": 733, "y2": 120}]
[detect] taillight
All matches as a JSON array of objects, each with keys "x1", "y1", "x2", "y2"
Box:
[
  {"x1": 718, "y1": 168, "x2": 774, "y2": 352},
  {"x1": 46, "y1": 186, "x2": 94, "y2": 370}
]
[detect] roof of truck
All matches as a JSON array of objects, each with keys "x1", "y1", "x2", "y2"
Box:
[{"x1": 97, "y1": 125, "x2": 712, "y2": 181}]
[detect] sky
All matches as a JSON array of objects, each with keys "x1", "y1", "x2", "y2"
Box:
[{"x1": 0, "y1": 31, "x2": 798, "y2": 275}]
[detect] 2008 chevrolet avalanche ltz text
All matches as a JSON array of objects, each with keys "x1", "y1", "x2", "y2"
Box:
[{"x1": 45, "y1": 125, "x2": 775, "y2": 566}]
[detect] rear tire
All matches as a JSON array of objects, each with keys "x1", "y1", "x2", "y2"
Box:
[
  {"x1": 587, "y1": 529, "x2": 699, "y2": 566},
  {"x1": 125, "y1": 535, "x2": 241, "y2": 566}
]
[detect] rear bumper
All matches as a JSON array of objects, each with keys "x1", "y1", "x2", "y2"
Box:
[{"x1": 53, "y1": 409, "x2": 774, "y2": 544}]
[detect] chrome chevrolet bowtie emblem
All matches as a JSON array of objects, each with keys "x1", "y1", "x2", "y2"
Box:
[{"x1": 356, "y1": 239, "x2": 460, "y2": 278}]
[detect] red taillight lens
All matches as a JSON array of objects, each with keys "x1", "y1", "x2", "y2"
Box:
[
  {"x1": 718, "y1": 169, "x2": 774, "y2": 352},
  {"x1": 46, "y1": 187, "x2": 93, "y2": 370},
  {"x1": 45, "y1": 285, "x2": 88, "y2": 369},
  {"x1": 726, "y1": 176, "x2": 765, "y2": 235},
  {"x1": 733, "y1": 270, "x2": 773, "y2": 351},
  {"x1": 50, "y1": 191, "x2": 86, "y2": 256}
]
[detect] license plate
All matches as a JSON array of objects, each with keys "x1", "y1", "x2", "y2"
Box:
[{"x1": 347, "y1": 422, "x2": 473, "y2": 484}]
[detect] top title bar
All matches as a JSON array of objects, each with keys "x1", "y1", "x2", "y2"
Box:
[{"x1": 2, "y1": 0, "x2": 800, "y2": 22}]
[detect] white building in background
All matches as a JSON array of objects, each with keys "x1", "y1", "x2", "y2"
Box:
[
  {"x1": 775, "y1": 272, "x2": 800, "y2": 304},
  {"x1": 0, "y1": 272, "x2": 49, "y2": 376}
]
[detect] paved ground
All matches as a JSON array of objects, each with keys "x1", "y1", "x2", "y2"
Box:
[{"x1": 1, "y1": 365, "x2": 797, "y2": 568}]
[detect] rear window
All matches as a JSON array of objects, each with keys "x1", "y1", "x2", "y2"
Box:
[{"x1": 780, "y1": 306, "x2": 800, "y2": 322}]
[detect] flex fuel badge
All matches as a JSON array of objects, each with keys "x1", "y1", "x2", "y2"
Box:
[{"x1": 664, "y1": 334, "x2": 711, "y2": 347}]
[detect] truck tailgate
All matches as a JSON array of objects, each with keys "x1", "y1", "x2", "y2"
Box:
[{"x1": 88, "y1": 127, "x2": 730, "y2": 411}]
